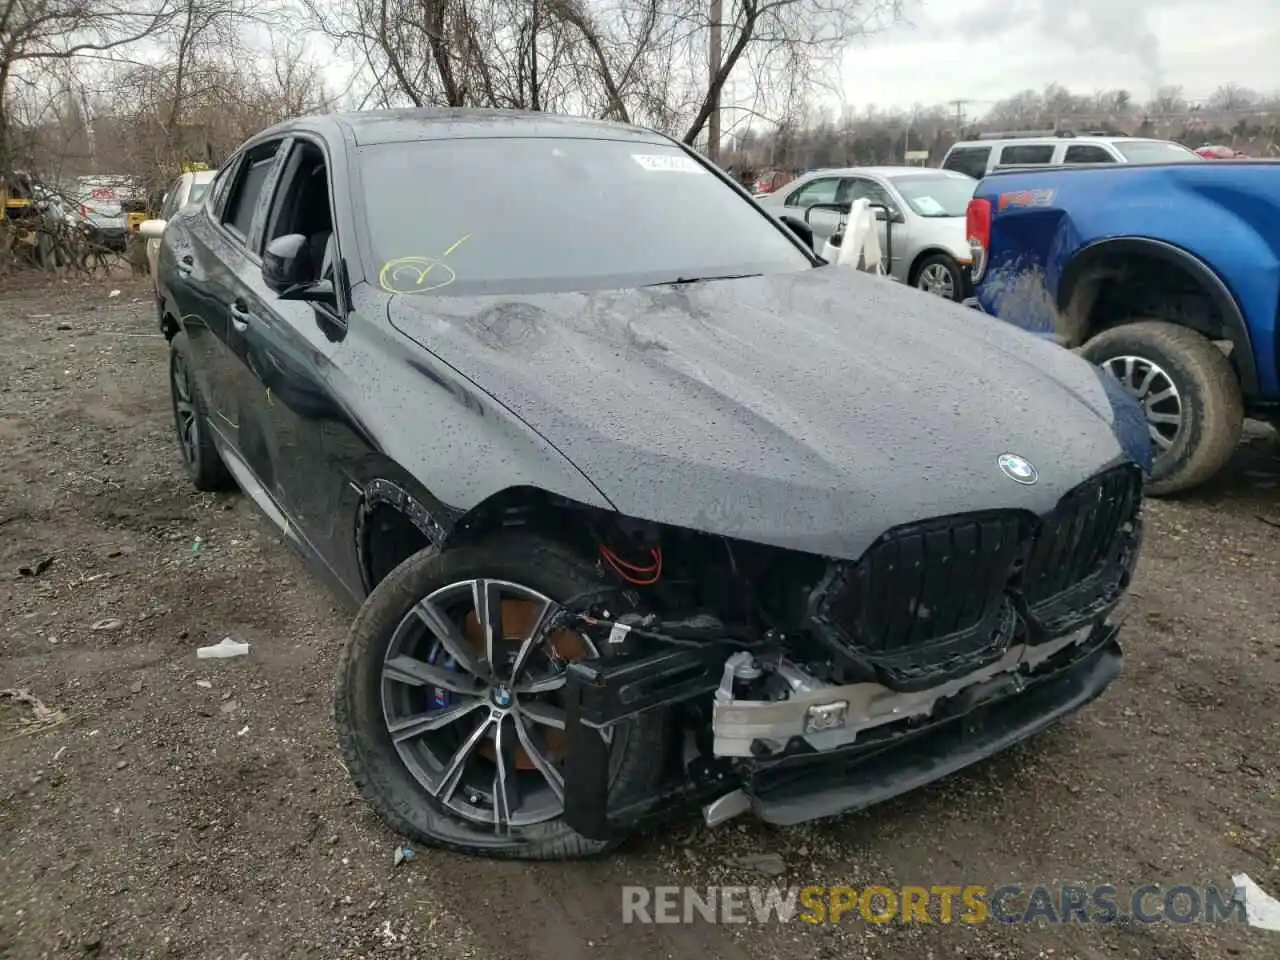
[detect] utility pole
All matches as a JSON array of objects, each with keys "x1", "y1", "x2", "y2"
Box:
[
  {"x1": 708, "y1": 0, "x2": 723, "y2": 162},
  {"x1": 949, "y1": 98, "x2": 969, "y2": 133}
]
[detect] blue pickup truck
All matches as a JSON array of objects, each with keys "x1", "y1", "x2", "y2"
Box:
[{"x1": 963, "y1": 161, "x2": 1280, "y2": 494}]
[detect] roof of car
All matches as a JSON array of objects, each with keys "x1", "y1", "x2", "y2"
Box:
[
  {"x1": 797, "y1": 165, "x2": 964, "y2": 178},
  {"x1": 948, "y1": 136, "x2": 1166, "y2": 150},
  {"x1": 287, "y1": 108, "x2": 670, "y2": 146}
]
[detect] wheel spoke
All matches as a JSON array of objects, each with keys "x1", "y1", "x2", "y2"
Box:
[
  {"x1": 1133, "y1": 364, "x2": 1156, "y2": 396},
  {"x1": 173, "y1": 360, "x2": 191, "y2": 402},
  {"x1": 1147, "y1": 411, "x2": 1181, "y2": 426},
  {"x1": 472, "y1": 579, "x2": 505, "y2": 675},
  {"x1": 514, "y1": 715, "x2": 565, "y2": 803},
  {"x1": 384, "y1": 654, "x2": 484, "y2": 694},
  {"x1": 388, "y1": 698, "x2": 486, "y2": 742},
  {"x1": 509, "y1": 599, "x2": 557, "y2": 684},
  {"x1": 515, "y1": 672, "x2": 566, "y2": 695},
  {"x1": 412, "y1": 598, "x2": 488, "y2": 680},
  {"x1": 1145, "y1": 386, "x2": 1177, "y2": 407},
  {"x1": 433, "y1": 713, "x2": 493, "y2": 803},
  {"x1": 491, "y1": 715, "x2": 521, "y2": 830},
  {"x1": 1148, "y1": 423, "x2": 1174, "y2": 450},
  {"x1": 519, "y1": 700, "x2": 565, "y2": 729}
]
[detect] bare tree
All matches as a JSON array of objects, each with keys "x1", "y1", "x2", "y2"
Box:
[
  {"x1": 1207, "y1": 84, "x2": 1257, "y2": 113},
  {"x1": 301, "y1": 0, "x2": 904, "y2": 146},
  {"x1": 0, "y1": 0, "x2": 181, "y2": 174}
]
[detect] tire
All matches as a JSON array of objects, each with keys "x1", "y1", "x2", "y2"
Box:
[
  {"x1": 168, "y1": 332, "x2": 234, "y2": 492},
  {"x1": 1081, "y1": 320, "x2": 1243, "y2": 496},
  {"x1": 336, "y1": 532, "x2": 667, "y2": 860},
  {"x1": 912, "y1": 252, "x2": 964, "y2": 301}
]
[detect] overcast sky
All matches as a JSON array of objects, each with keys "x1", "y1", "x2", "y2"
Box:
[{"x1": 831, "y1": 0, "x2": 1280, "y2": 114}]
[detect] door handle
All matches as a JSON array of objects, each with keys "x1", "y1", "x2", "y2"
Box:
[
  {"x1": 176, "y1": 255, "x2": 193, "y2": 275},
  {"x1": 229, "y1": 302, "x2": 251, "y2": 333}
]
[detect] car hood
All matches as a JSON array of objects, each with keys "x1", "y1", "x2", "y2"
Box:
[{"x1": 387, "y1": 268, "x2": 1140, "y2": 561}]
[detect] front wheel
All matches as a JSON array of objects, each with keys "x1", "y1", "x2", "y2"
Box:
[
  {"x1": 1081, "y1": 320, "x2": 1243, "y2": 495},
  {"x1": 335, "y1": 533, "x2": 666, "y2": 860},
  {"x1": 912, "y1": 253, "x2": 964, "y2": 301}
]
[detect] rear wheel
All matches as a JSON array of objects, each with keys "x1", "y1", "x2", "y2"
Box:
[
  {"x1": 1081, "y1": 320, "x2": 1243, "y2": 495},
  {"x1": 336, "y1": 533, "x2": 665, "y2": 860},
  {"x1": 168, "y1": 332, "x2": 234, "y2": 492}
]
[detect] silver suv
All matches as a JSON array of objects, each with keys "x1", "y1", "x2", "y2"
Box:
[{"x1": 940, "y1": 131, "x2": 1200, "y2": 178}]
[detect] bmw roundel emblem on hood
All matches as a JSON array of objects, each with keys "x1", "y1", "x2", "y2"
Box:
[{"x1": 997, "y1": 453, "x2": 1038, "y2": 484}]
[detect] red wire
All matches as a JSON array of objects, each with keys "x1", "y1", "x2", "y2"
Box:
[
  {"x1": 600, "y1": 546, "x2": 662, "y2": 585},
  {"x1": 603, "y1": 546, "x2": 659, "y2": 573}
]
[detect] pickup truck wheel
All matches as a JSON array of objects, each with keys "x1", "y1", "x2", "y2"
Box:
[
  {"x1": 168, "y1": 332, "x2": 234, "y2": 492},
  {"x1": 913, "y1": 253, "x2": 964, "y2": 301},
  {"x1": 1081, "y1": 321, "x2": 1243, "y2": 495},
  {"x1": 335, "y1": 533, "x2": 666, "y2": 860}
]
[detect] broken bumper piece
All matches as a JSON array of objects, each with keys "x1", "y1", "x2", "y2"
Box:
[
  {"x1": 711, "y1": 620, "x2": 1104, "y2": 758},
  {"x1": 745, "y1": 623, "x2": 1121, "y2": 826},
  {"x1": 558, "y1": 620, "x2": 1121, "y2": 840}
]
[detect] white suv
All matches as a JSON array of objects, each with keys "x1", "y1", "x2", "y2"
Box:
[{"x1": 940, "y1": 133, "x2": 1200, "y2": 179}]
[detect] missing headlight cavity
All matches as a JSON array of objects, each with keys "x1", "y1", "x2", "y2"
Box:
[{"x1": 358, "y1": 479, "x2": 447, "y2": 589}]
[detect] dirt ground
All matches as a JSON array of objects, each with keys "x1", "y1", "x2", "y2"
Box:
[{"x1": 1, "y1": 276, "x2": 1278, "y2": 960}]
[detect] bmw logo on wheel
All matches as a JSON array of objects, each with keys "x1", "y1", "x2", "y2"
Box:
[{"x1": 997, "y1": 453, "x2": 1038, "y2": 484}]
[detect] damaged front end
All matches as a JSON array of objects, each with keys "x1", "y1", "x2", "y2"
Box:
[{"x1": 556, "y1": 463, "x2": 1143, "y2": 841}]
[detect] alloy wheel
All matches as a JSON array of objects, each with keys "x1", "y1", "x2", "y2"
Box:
[
  {"x1": 1101, "y1": 354, "x2": 1183, "y2": 455},
  {"x1": 170, "y1": 351, "x2": 200, "y2": 470},
  {"x1": 380, "y1": 579, "x2": 599, "y2": 831},
  {"x1": 917, "y1": 262, "x2": 956, "y2": 299}
]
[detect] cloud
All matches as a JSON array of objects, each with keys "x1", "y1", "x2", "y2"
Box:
[{"x1": 949, "y1": 0, "x2": 1169, "y2": 90}]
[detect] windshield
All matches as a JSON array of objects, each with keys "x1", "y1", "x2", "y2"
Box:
[
  {"x1": 888, "y1": 173, "x2": 976, "y2": 218},
  {"x1": 359, "y1": 137, "x2": 812, "y2": 296},
  {"x1": 1114, "y1": 140, "x2": 1200, "y2": 164}
]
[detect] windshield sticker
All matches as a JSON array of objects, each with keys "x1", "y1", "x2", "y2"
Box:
[
  {"x1": 912, "y1": 196, "x2": 946, "y2": 216},
  {"x1": 997, "y1": 188, "x2": 1055, "y2": 212},
  {"x1": 632, "y1": 154, "x2": 705, "y2": 174},
  {"x1": 379, "y1": 234, "x2": 472, "y2": 294}
]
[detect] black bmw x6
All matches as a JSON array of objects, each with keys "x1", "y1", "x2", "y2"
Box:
[{"x1": 148, "y1": 108, "x2": 1150, "y2": 860}]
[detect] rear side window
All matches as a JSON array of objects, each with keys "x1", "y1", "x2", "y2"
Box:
[
  {"x1": 943, "y1": 147, "x2": 991, "y2": 179},
  {"x1": 221, "y1": 142, "x2": 281, "y2": 242},
  {"x1": 786, "y1": 177, "x2": 842, "y2": 208},
  {"x1": 999, "y1": 144, "x2": 1055, "y2": 165},
  {"x1": 1064, "y1": 145, "x2": 1116, "y2": 164}
]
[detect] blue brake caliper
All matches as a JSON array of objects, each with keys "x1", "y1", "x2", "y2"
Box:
[{"x1": 427, "y1": 642, "x2": 457, "y2": 709}]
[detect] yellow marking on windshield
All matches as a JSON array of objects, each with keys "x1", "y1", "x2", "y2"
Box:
[
  {"x1": 442, "y1": 233, "x2": 472, "y2": 257},
  {"x1": 378, "y1": 234, "x2": 473, "y2": 295}
]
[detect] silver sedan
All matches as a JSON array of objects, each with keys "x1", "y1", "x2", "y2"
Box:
[{"x1": 755, "y1": 165, "x2": 978, "y2": 300}]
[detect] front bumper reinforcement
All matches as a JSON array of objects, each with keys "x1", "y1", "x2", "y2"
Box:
[
  {"x1": 747, "y1": 624, "x2": 1121, "y2": 825},
  {"x1": 561, "y1": 622, "x2": 1121, "y2": 840}
]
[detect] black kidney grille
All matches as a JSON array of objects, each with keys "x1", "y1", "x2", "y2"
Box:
[
  {"x1": 821, "y1": 512, "x2": 1026, "y2": 656},
  {"x1": 815, "y1": 465, "x2": 1142, "y2": 686},
  {"x1": 1021, "y1": 464, "x2": 1143, "y2": 608}
]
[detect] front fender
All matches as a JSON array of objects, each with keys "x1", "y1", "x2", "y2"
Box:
[{"x1": 1058, "y1": 237, "x2": 1261, "y2": 397}]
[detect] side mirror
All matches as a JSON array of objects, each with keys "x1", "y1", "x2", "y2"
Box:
[
  {"x1": 263, "y1": 233, "x2": 338, "y2": 308},
  {"x1": 139, "y1": 219, "x2": 166, "y2": 239},
  {"x1": 263, "y1": 233, "x2": 316, "y2": 295},
  {"x1": 870, "y1": 204, "x2": 904, "y2": 224},
  {"x1": 779, "y1": 215, "x2": 815, "y2": 250}
]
